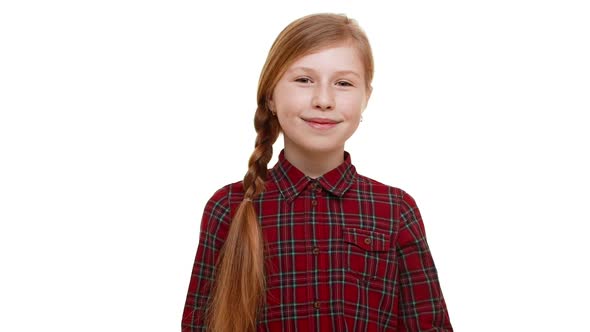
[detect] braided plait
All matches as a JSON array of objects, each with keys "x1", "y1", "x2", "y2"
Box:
[
  {"x1": 243, "y1": 105, "x2": 281, "y2": 198},
  {"x1": 207, "y1": 105, "x2": 280, "y2": 332}
]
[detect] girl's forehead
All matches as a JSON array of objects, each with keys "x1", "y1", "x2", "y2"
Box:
[{"x1": 288, "y1": 46, "x2": 364, "y2": 70}]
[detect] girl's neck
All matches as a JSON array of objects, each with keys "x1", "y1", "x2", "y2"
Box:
[{"x1": 283, "y1": 142, "x2": 345, "y2": 179}]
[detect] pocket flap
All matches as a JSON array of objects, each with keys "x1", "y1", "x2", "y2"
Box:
[{"x1": 343, "y1": 228, "x2": 390, "y2": 252}]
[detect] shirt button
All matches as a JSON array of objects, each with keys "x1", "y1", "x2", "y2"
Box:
[
  {"x1": 311, "y1": 200, "x2": 317, "y2": 206},
  {"x1": 312, "y1": 247, "x2": 320, "y2": 255},
  {"x1": 313, "y1": 301, "x2": 320, "y2": 309},
  {"x1": 364, "y1": 238, "x2": 372, "y2": 245}
]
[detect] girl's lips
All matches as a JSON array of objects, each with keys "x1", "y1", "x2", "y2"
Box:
[{"x1": 304, "y1": 119, "x2": 339, "y2": 129}]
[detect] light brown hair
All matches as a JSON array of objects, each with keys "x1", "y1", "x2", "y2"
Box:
[{"x1": 206, "y1": 12, "x2": 374, "y2": 332}]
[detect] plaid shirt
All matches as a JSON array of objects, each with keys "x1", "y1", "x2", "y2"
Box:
[{"x1": 182, "y1": 149, "x2": 452, "y2": 331}]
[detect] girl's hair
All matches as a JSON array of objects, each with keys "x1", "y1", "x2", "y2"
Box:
[{"x1": 206, "y1": 12, "x2": 374, "y2": 332}]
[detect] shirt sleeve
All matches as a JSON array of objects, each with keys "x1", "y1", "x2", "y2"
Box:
[
  {"x1": 181, "y1": 186, "x2": 231, "y2": 332},
  {"x1": 396, "y1": 190, "x2": 453, "y2": 331}
]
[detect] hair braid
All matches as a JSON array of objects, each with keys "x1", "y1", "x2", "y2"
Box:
[
  {"x1": 207, "y1": 105, "x2": 279, "y2": 332},
  {"x1": 244, "y1": 106, "x2": 281, "y2": 198}
]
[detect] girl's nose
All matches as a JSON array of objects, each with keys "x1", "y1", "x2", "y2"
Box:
[{"x1": 312, "y1": 84, "x2": 335, "y2": 111}]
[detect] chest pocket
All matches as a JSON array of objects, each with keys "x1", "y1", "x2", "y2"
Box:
[{"x1": 343, "y1": 227, "x2": 391, "y2": 281}]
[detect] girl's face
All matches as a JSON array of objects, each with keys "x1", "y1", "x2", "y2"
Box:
[{"x1": 269, "y1": 45, "x2": 371, "y2": 156}]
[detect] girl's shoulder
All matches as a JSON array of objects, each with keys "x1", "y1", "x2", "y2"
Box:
[
  {"x1": 204, "y1": 179, "x2": 245, "y2": 207},
  {"x1": 204, "y1": 176, "x2": 281, "y2": 212},
  {"x1": 354, "y1": 172, "x2": 420, "y2": 210}
]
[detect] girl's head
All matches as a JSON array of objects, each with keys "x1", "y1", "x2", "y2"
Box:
[
  {"x1": 208, "y1": 13, "x2": 374, "y2": 332},
  {"x1": 261, "y1": 13, "x2": 374, "y2": 155}
]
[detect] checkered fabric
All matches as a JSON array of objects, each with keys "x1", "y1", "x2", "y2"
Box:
[{"x1": 182, "y1": 149, "x2": 452, "y2": 331}]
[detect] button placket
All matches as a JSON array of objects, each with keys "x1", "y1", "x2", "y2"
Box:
[
  {"x1": 310, "y1": 181, "x2": 322, "y2": 313},
  {"x1": 310, "y1": 182, "x2": 318, "y2": 208}
]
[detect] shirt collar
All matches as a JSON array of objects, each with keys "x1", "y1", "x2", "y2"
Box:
[{"x1": 270, "y1": 149, "x2": 357, "y2": 202}]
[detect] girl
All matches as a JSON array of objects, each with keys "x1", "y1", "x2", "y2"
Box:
[{"x1": 182, "y1": 13, "x2": 452, "y2": 332}]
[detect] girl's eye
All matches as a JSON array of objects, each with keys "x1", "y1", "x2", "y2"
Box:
[
  {"x1": 295, "y1": 77, "x2": 311, "y2": 83},
  {"x1": 337, "y1": 81, "x2": 353, "y2": 87}
]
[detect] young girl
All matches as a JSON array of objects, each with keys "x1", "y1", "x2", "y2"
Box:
[{"x1": 182, "y1": 13, "x2": 452, "y2": 332}]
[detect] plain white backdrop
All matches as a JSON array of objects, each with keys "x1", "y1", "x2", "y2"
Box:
[{"x1": 1, "y1": 0, "x2": 589, "y2": 331}]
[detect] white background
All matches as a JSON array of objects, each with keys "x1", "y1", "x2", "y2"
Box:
[{"x1": 1, "y1": 0, "x2": 589, "y2": 331}]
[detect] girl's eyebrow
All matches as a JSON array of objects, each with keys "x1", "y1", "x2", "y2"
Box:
[{"x1": 289, "y1": 66, "x2": 361, "y2": 78}]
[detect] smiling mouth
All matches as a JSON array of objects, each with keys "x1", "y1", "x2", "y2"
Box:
[{"x1": 303, "y1": 118, "x2": 340, "y2": 129}]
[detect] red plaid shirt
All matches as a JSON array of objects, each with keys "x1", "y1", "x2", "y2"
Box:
[{"x1": 182, "y1": 149, "x2": 452, "y2": 331}]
